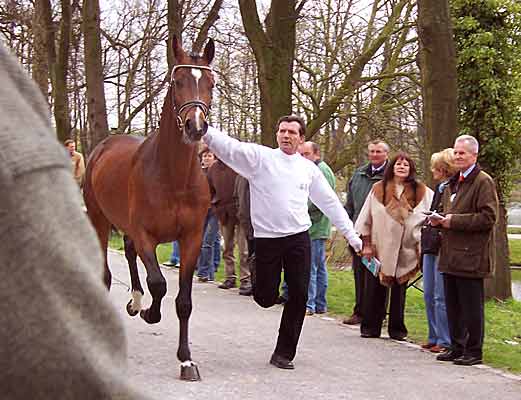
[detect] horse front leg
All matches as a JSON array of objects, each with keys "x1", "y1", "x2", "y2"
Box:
[
  {"x1": 176, "y1": 236, "x2": 202, "y2": 381},
  {"x1": 135, "y1": 241, "x2": 166, "y2": 324}
]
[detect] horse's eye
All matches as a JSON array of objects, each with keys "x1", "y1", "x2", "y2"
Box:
[{"x1": 175, "y1": 79, "x2": 183, "y2": 88}]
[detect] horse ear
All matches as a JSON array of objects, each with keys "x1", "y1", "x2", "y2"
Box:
[
  {"x1": 203, "y1": 39, "x2": 215, "y2": 64},
  {"x1": 172, "y1": 36, "x2": 186, "y2": 62}
]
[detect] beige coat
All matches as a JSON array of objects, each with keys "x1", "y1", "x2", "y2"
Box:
[
  {"x1": 70, "y1": 151, "x2": 85, "y2": 186},
  {"x1": 355, "y1": 180, "x2": 433, "y2": 286}
]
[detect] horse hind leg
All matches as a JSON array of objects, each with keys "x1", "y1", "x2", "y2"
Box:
[
  {"x1": 124, "y1": 235, "x2": 144, "y2": 317},
  {"x1": 84, "y1": 195, "x2": 112, "y2": 289}
]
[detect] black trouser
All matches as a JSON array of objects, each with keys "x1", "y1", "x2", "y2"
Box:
[
  {"x1": 361, "y1": 271, "x2": 408, "y2": 338},
  {"x1": 253, "y1": 231, "x2": 311, "y2": 361},
  {"x1": 443, "y1": 274, "x2": 484, "y2": 357},
  {"x1": 352, "y1": 254, "x2": 368, "y2": 317}
]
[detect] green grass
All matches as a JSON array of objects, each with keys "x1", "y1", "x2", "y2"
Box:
[
  {"x1": 109, "y1": 232, "x2": 521, "y2": 374},
  {"x1": 108, "y1": 232, "x2": 227, "y2": 280},
  {"x1": 511, "y1": 270, "x2": 521, "y2": 281},
  {"x1": 327, "y1": 267, "x2": 521, "y2": 374},
  {"x1": 508, "y1": 227, "x2": 521, "y2": 235},
  {"x1": 109, "y1": 232, "x2": 178, "y2": 265},
  {"x1": 510, "y1": 240, "x2": 521, "y2": 265}
]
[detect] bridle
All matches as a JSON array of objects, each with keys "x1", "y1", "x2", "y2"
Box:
[{"x1": 171, "y1": 64, "x2": 213, "y2": 131}]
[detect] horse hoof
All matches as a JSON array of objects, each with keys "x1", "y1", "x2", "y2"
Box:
[
  {"x1": 126, "y1": 300, "x2": 139, "y2": 317},
  {"x1": 180, "y1": 362, "x2": 201, "y2": 381},
  {"x1": 140, "y1": 309, "x2": 161, "y2": 324}
]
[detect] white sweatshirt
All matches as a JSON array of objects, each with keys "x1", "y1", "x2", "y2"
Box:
[{"x1": 203, "y1": 127, "x2": 362, "y2": 251}]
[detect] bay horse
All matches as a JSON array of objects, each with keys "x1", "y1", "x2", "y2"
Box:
[{"x1": 83, "y1": 37, "x2": 214, "y2": 381}]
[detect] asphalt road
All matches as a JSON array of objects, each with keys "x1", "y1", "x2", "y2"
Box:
[{"x1": 107, "y1": 250, "x2": 521, "y2": 400}]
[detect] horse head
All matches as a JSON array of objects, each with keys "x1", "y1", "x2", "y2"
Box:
[{"x1": 170, "y1": 36, "x2": 215, "y2": 143}]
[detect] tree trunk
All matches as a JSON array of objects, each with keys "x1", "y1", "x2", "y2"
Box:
[
  {"x1": 32, "y1": 0, "x2": 53, "y2": 102},
  {"x1": 51, "y1": 0, "x2": 72, "y2": 143},
  {"x1": 485, "y1": 202, "x2": 513, "y2": 299},
  {"x1": 167, "y1": 0, "x2": 183, "y2": 72},
  {"x1": 239, "y1": 0, "x2": 304, "y2": 147},
  {"x1": 417, "y1": 0, "x2": 458, "y2": 158},
  {"x1": 82, "y1": 0, "x2": 109, "y2": 154},
  {"x1": 192, "y1": 0, "x2": 224, "y2": 53}
]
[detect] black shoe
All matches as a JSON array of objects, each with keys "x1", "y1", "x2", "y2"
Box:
[
  {"x1": 239, "y1": 287, "x2": 252, "y2": 296},
  {"x1": 389, "y1": 334, "x2": 407, "y2": 341},
  {"x1": 218, "y1": 280, "x2": 236, "y2": 289},
  {"x1": 453, "y1": 355, "x2": 482, "y2": 366},
  {"x1": 343, "y1": 314, "x2": 362, "y2": 325},
  {"x1": 269, "y1": 353, "x2": 294, "y2": 370},
  {"x1": 436, "y1": 350, "x2": 463, "y2": 362},
  {"x1": 361, "y1": 332, "x2": 380, "y2": 338},
  {"x1": 274, "y1": 296, "x2": 287, "y2": 305},
  {"x1": 197, "y1": 276, "x2": 208, "y2": 282}
]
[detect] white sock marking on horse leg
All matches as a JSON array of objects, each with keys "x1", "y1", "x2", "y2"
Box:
[
  {"x1": 181, "y1": 361, "x2": 194, "y2": 367},
  {"x1": 131, "y1": 290, "x2": 143, "y2": 312}
]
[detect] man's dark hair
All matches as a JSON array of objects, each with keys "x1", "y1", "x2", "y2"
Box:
[
  {"x1": 276, "y1": 115, "x2": 306, "y2": 137},
  {"x1": 64, "y1": 139, "x2": 74, "y2": 146}
]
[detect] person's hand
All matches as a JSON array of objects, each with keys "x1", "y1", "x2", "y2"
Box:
[
  {"x1": 361, "y1": 244, "x2": 373, "y2": 260},
  {"x1": 430, "y1": 214, "x2": 451, "y2": 228},
  {"x1": 429, "y1": 217, "x2": 442, "y2": 227},
  {"x1": 440, "y1": 214, "x2": 452, "y2": 228},
  {"x1": 349, "y1": 236, "x2": 363, "y2": 254}
]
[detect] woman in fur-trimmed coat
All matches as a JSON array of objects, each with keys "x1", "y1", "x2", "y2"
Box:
[{"x1": 355, "y1": 152, "x2": 433, "y2": 340}]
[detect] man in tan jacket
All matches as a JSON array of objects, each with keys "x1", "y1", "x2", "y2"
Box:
[
  {"x1": 64, "y1": 139, "x2": 85, "y2": 186},
  {"x1": 431, "y1": 135, "x2": 498, "y2": 366}
]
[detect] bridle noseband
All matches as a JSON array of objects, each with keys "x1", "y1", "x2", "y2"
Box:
[{"x1": 171, "y1": 64, "x2": 213, "y2": 131}]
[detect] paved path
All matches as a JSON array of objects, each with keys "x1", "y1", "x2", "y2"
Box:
[{"x1": 107, "y1": 251, "x2": 521, "y2": 400}]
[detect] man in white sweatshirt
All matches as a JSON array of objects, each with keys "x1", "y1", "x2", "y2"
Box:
[{"x1": 203, "y1": 115, "x2": 362, "y2": 370}]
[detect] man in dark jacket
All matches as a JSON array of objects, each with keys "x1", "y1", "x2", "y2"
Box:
[
  {"x1": 431, "y1": 135, "x2": 498, "y2": 366},
  {"x1": 207, "y1": 160, "x2": 251, "y2": 295},
  {"x1": 343, "y1": 140, "x2": 389, "y2": 325}
]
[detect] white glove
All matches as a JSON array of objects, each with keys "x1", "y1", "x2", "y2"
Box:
[{"x1": 349, "y1": 236, "x2": 363, "y2": 253}]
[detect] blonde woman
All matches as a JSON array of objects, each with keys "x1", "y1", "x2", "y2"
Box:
[
  {"x1": 420, "y1": 149, "x2": 457, "y2": 353},
  {"x1": 355, "y1": 152, "x2": 433, "y2": 340}
]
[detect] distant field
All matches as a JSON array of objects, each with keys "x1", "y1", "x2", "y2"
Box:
[{"x1": 510, "y1": 181, "x2": 521, "y2": 202}]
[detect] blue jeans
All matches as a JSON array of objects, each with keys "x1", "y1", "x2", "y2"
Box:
[
  {"x1": 280, "y1": 280, "x2": 288, "y2": 300},
  {"x1": 169, "y1": 241, "x2": 180, "y2": 264},
  {"x1": 307, "y1": 239, "x2": 328, "y2": 312},
  {"x1": 423, "y1": 253, "x2": 451, "y2": 347},
  {"x1": 197, "y1": 212, "x2": 219, "y2": 280},
  {"x1": 213, "y1": 233, "x2": 221, "y2": 271}
]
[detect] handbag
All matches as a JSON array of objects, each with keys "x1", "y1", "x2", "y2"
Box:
[
  {"x1": 420, "y1": 181, "x2": 446, "y2": 254},
  {"x1": 421, "y1": 221, "x2": 441, "y2": 254}
]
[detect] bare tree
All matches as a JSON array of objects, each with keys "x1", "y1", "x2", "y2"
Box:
[
  {"x1": 82, "y1": 0, "x2": 109, "y2": 153},
  {"x1": 417, "y1": 0, "x2": 458, "y2": 160},
  {"x1": 31, "y1": 0, "x2": 52, "y2": 100},
  {"x1": 51, "y1": 0, "x2": 73, "y2": 142},
  {"x1": 239, "y1": 0, "x2": 306, "y2": 147}
]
